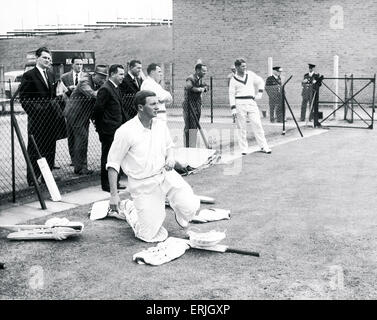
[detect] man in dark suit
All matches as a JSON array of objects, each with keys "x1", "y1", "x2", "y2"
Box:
[
  {"x1": 19, "y1": 47, "x2": 60, "y2": 186},
  {"x1": 61, "y1": 57, "x2": 85, "y2": 165},
  {"x1": 265, "y1": 66, "x2": 283, "y2": 123},
  {"x1": 300, "y1": 63, "x2": 320, "y2": 121},
  {"x1": 118, "y1": 59, "x2": 143, "y2": 122},
  {"x1": 61, "y1": 57, "x2": 84, "y2": 97},
  {"x1": 66, "y1": 65, "x2": 107, "y2": 175},
  {"x1": 93, "y1": 64, "x2": 127, "y2": 192}
]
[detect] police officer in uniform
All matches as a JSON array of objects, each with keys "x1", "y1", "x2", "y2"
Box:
[
  {"x1": 300, "y1": 63, "x2": 319, "y2": 121},
  {"x1": 265, "y1": 66, "x2": 283, "y2": 123}
]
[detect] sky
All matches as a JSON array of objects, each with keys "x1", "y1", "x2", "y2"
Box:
[{"x1": 0, "y1": 0, "x2": 172, "y2": 34}]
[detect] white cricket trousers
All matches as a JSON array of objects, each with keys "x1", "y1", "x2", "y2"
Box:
[
  {"x1": 127, "y1": 169, "x2": 200, "y2": 242},
  {"x1": 235, "y1": 99, "x2": 269, "y2": 153}
]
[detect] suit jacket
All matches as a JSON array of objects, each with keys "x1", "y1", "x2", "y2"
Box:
[
  {"x1": 19, "y1": 67, "x2": 62, "y2": 138},
  {"x1": 118, "y1": 73, "x2": 143, "y2": 120},
  {"x1": 61, "y1": 71, "x2": 85, "y2": 97},
  {"x1": 301, "y1": 72, "x2": 319, "y2": 97},
  {"x1": 265, "y1": 75, "x2": 282, "y2": 101},
  {"x1": 92, "y1": 80, "x2": 127, "y2": 138},
  {"x1": 65, "y1": 74, "x2": 98, "y2": 127}
]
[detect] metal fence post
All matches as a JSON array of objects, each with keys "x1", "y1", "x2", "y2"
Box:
[
  {"x1": 11, "y1": 91, "x2": 15, "y2": 203},
  {"x1": 350, "y1": 74, "x2": 354, "y2": 123},
  {"x1": 371, "y1": 74, "x2": 376, "y2": 129},
  {"x1": 210, "y1": 76, "x2": 213, "y2": 123},
  {"x1": 282, "y1": 85, "x2": 286, "y2": 135}
]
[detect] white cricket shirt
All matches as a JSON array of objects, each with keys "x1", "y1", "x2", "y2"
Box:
[
  {"x1": 106, "y1": 115, "x2": 174, "y2": 180},
  {"x1": 140, "y1": 76, "x2": 172, "y2": 113}
]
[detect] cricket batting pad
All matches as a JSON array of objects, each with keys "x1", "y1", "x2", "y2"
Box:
[{"x1": 133, "y1": 237, "x2": 190, "y2": 265}]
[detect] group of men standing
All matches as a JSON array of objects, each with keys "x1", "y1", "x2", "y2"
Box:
[
  {"x1": 19, "y1": 46, "x2": 319, "y2": 193},
  {"x1": 264, "y1": 63, "x2": 320, "y2": 123},
  {"x1": 18, "y1": 47, "x2": 176, "y2": 193}
]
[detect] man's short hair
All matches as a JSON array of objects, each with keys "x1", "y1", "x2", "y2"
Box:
[
  {"x1": 195, "y1": 63, "x2": 206, "y2": 72},
  {"x1": 129, "y1": 60, "x2": 142, "y2": 68},
  {"x1": 147, "y1": 63, "x2": 160, "y2": 75},
  {"x1": 35, "y1": 47, "x2": 51, "y2": 58},
  {"x1": 108, "y1": 64, "x2": 124, "y2": 76},
  {"x1": 134, "y1": 90, "x2": 156, "y2": 108},
  {"x1": 71, "y1": 56, "x2": 82, "y2": 64},
  {"x1": 234, "y1": 58, "x2": 246, "y2": 67}
]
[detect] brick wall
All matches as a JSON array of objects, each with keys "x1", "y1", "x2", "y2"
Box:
[{"x1": 172, "y1": 0, "x2": 377, "y2": 106}]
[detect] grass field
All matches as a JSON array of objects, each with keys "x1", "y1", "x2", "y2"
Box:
[{"x1": 1, "y1": 127, "x2": 377, "y2": 300}]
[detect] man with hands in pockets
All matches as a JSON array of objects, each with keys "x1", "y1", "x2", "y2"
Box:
[
  {"x1": 229, "y1": 58, "x2": 271, "y2": 155},
  {"x1": 106, "y1": 90, "x2": 200, "y2": 243}
]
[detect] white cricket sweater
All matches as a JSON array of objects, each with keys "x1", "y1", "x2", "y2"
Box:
[{"x1": 228, "y1": 70, "x2": 265, "y2": 107}]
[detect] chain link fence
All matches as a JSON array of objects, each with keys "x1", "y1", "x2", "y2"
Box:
[{"x1": 1, "y1": 76, "x2": 306, "y2": 202}]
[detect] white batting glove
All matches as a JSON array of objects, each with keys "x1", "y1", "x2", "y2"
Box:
[
  {"x1": 165, "y1": 157, "x2": 175, "y2": 171},
  {"x1": 255, "y1": 92, "x2": 263, "y2": 100}
]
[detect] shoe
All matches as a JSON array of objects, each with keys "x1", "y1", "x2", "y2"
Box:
[
  {"x1": 28, "y1": 180, "x2": 42, "y2": 187},
  {"x1": 78, "y1": 169, "x2": 94, "y2": 175},
  {"x1": 260, "y1": 148, "x2": 272, "y2": 154},
  {"x1": 107, "y1": 208, "x2": 127, "y2": 221},
  {"x1": 117, "y1": 183, "x2": 127, "y2": 190},
  {"x1": 52, "y1": 166, "x2": 60, "y2": 170},
  {"x1": 175, "y1": 213, "x2": 189, "y2": 228}
]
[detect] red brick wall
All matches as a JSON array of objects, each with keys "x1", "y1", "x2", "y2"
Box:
[{"x1": 172, "y1": 0, "x2": 377, "y2": 106}]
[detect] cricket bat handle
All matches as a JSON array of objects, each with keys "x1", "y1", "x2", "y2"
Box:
[
  {"x1": 226, "y1": 248, "x2": 260, "y2": 257},
  {"x1": 29, "y1": 135, "x2": 42, "y2": 158}
]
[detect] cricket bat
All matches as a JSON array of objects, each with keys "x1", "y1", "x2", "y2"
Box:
[
  {"x1": 189, "y1": 243, "x2": 260, "y2": 257},
  {"x1": 165, "y1": 195, "x2": 215, "y2": 208},
  {"x1": 0, "y1": 222, "x2": 84, "y2": 232},
  {"x1": 29, "y1": 135, "x2": 61, "y2": 201},
  {"x1": 170, "y1": 237, "x2": 259, "y2": 257},
  {"x1": 197, "y1": 195, "x2": 215, "y2": 204}
]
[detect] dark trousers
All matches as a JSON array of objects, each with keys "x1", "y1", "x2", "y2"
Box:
[
  {"x1": 100, "y1": 134, "x2": 113, "y2": 190},
  {"x1": 183, "y1": 106, "x2": 201, "y2": 148},
  {"x1": 70, "y1": 122, "x2": 90, "y2": 172},
  {"x1": 66, "y1": 118, "x2": 75, "y2": 165},
  {"x1": 99, "y1": 134, "x2": 121, "y2": 190},
  {"x1": 269, "y1": 100, "x2": 283, "y2": 122},
  {"x1": 27, "y1": 131, "x2": 56, "y2": 185},
  {"x1": 300, "y1": 95, "x2": 314, "y2": 121}
]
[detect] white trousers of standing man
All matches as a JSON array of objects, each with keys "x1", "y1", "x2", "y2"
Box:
[
  {"x1": 127, "y1": 169, "x2": 200, "y2": 242},
  {"x1": 235, "y1": 99, "x2": 270, "y2": 154}
]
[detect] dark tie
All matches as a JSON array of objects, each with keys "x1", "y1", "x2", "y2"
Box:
[
  {"x1": 75, "y1": 73, "x2": 78, "y2": 86},
  {"x1": 43, "y1": 70, "x2": 49, "y2": 87},
  {"x1": 134, "y1": 78, "x2": 139, "y2": 88}
]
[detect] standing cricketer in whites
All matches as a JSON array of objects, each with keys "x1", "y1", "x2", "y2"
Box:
[
  {"x1": 140, "y1": 63, "x2": 172, "y2": 121},
  {"x1": 229, "y1": 58, "x2": 271, "y2": 155},
  {"x1": 106, "y1": 90, "x2": 200, "y2": 242}
]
